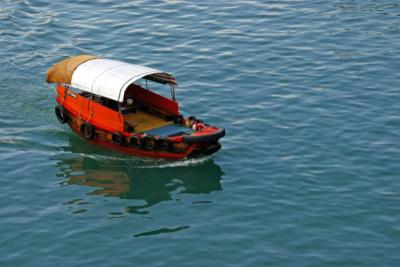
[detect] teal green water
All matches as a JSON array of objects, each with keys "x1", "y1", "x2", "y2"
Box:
[{"x1": 1, "y1": 1, "x2": 400, "y2": 266}]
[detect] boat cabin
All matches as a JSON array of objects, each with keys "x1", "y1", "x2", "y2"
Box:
[{"x1": 49, "y1": 56, "x2": 180, "y2": 135}]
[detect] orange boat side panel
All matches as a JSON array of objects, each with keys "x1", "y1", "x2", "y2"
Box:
[
  {"x1": 90, "y1": 101, "x2": 123, "y2": 132},
  {"x1": 56, "y1": 84, "x2": 122, "y2": 133},
  {"x1": 126, "y1": 84, "x2": 179, "y2": 116}
]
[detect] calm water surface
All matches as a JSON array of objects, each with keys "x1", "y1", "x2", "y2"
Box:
[{"x1": 1, "y1": 1, "x2": 400, "y2": 266}]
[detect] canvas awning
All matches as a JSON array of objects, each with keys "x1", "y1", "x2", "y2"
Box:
[
  {"x1": 46, "y1": 55, "x2": 98, "y2": 85},
  {"x1": 47, "y1": 55, "x2": 177, "y2": 102}
]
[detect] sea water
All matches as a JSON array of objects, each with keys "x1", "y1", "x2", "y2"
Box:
[{"x1": 0, "y1": 1, "x2": 399, "y2": 266}]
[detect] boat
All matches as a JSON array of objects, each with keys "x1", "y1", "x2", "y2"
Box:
[{"x1": 46, "y1": 55, "x2": 225, "y2": 160}]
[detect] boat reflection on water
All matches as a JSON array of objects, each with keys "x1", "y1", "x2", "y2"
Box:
[{"x1": 57, "y1": 135, "x2": 224, "y2": 215}]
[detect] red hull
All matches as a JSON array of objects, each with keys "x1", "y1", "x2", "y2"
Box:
[
  {"x1": 68, "y1": 118, "x2": 195, "y2": 160},
  {"x1": 55, "y1": 85, "x2": 224, "y2": 160}
]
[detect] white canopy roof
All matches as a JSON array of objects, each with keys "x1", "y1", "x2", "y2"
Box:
[{"x1": 70, "y1": 58, "x2": 176, "y2": 102}]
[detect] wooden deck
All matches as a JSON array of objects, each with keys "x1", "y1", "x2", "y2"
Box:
[{"x1": 124, "y1": 111, "x2": 173, "y2": 133}]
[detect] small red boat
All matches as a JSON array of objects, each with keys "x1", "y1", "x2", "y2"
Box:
[{"x1": 47, "y1": 55, "x2": 225, "y2": 160}]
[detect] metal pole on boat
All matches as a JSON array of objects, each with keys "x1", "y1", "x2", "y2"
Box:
[{"x1": 170, "y1": 85, "x2": 176, "y2": 101}]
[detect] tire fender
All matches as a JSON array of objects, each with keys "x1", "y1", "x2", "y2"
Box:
[
  {"x1": 156, "y1": 137, "x2": 171, "y2": 151},
  {"x1": 130, "y1": 135, "x2": 142, "y2": 149},
  {"x1": 80, "y1": 123, "x2": 96, "y2": 139},
  {"x1": 142, "y1": 135, "x2": 156, "y2": 150},
  {"x1": 112, "y1": 132, "x2": 126, "y2": 145},
  {"x1": 55, "y1": 105, "x2": 68, "y2": 124}
]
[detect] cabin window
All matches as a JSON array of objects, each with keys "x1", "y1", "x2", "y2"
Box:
[
  {"x1": 78, "y1": 91, "x2": 92, "y2": 99},
  {"x1": 76, "y1": 90, "x2": 119, "y2": 111},
  {"x1": 91, "y1": 94, "x2": 119, "y2": 111},
  {"x1": 134, "y1": 79, "x2": 174, "y2": 100},
  {"x1": 101, "y1": 97, "x2": 119, "y2": 111},
  {"x1": 67, "y1": 85, "x2": 83, "y2": 95}
]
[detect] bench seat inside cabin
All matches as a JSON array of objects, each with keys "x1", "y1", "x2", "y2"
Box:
[{"x1": 124, "y1": 111, "x2": 173, "y2": 133}]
